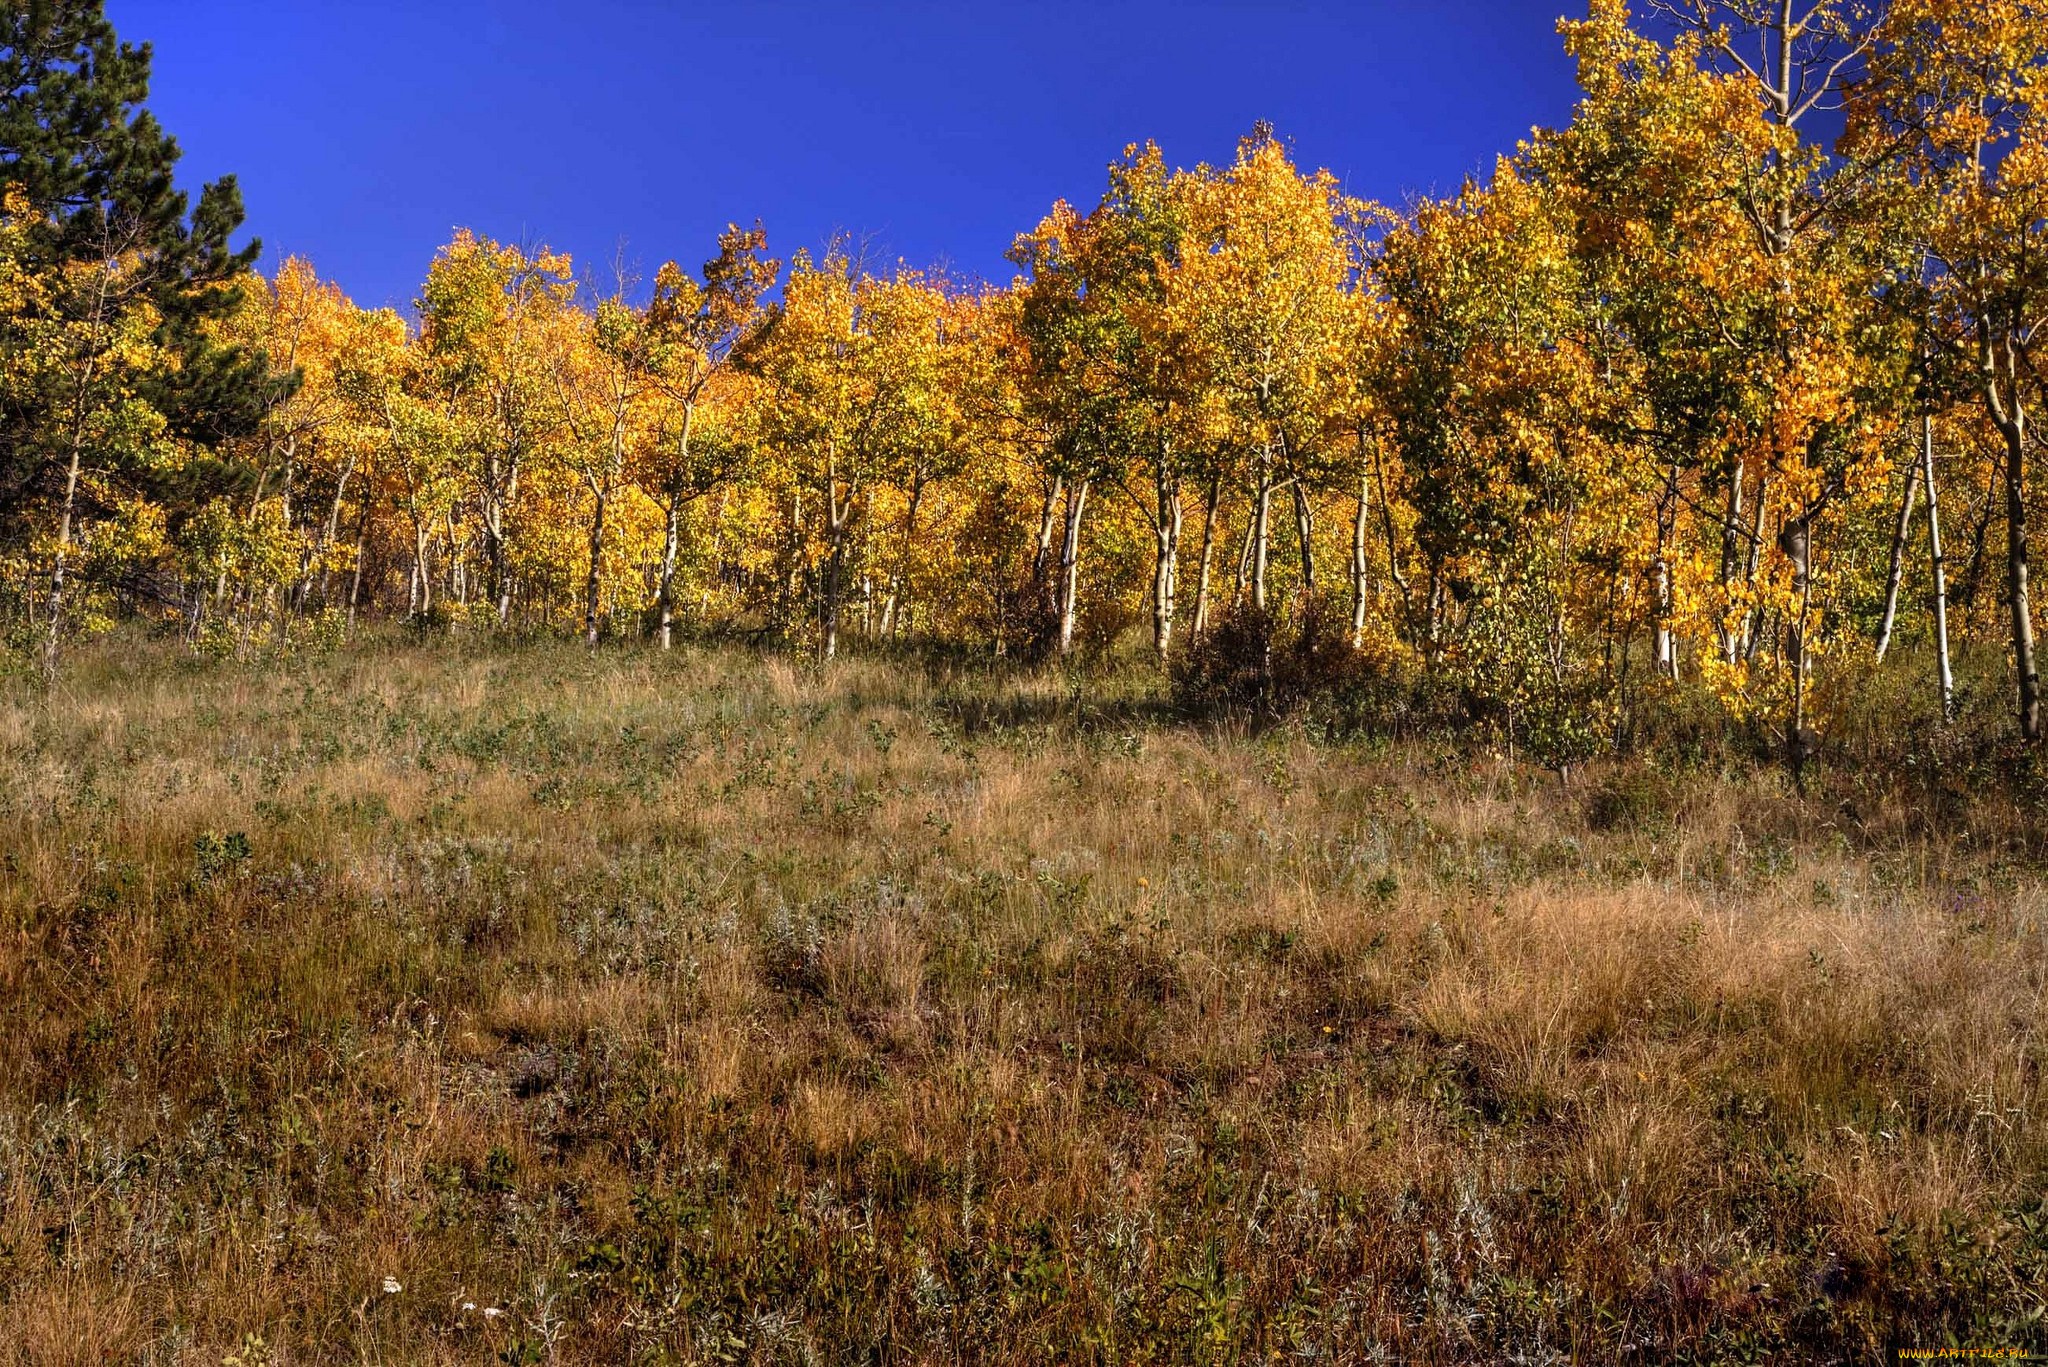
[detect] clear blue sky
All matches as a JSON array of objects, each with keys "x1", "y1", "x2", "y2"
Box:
[{"x1": 107, "y1": 1, "x2": 1587, "y2": 313}]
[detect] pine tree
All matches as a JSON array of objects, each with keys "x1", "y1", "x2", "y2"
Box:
[{"x1": 0, "y1": 0, "x2": 265, "y2": 677}]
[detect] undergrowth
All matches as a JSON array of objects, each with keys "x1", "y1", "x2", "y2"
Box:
[{"x1": 0, "y1": 634, "x2": 2043, "y2": 1363}]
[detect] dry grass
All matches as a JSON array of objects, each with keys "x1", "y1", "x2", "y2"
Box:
[{"x1": 0, "y1": 635, "x2": 2043, "y2": 1363}]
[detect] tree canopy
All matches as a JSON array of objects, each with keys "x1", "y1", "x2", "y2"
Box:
[{"x1": 8, "y1": 0, "x2": 2048, "y2": 773}]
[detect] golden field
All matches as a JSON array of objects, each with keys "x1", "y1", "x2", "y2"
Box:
[{"x1": 1, "y1": 637, "x2": 2042, "y2": 1363}]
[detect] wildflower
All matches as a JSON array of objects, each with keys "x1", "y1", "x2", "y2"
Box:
[
  {"x1": 382, "y1": 1276, "x2": 403, "y2": 1294},
  {"x1": 483, "y1": 1307, "x2": 504, "y2": 1319},
  {"x1": 1137, "y1": 877, "x2": 1150, "y2": 889}
]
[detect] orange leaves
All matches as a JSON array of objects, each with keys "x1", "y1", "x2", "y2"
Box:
[
  {"x1": 1377, "y1": 161, "x2": 1622, "y2": 573},
  {"x1": 1165, "y1": 134, "x2": 1357, "y2": 418},
  {"x1": 748, "y1": 251, "x2": 963, "y2": 537},
  {"x1": 34, "y1": 0, "x2": 2027, "y2": 739},
  {"x1": 646, "y1": 224, "x2": 779, "y2": 404}
]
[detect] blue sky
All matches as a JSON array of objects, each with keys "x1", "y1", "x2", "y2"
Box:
[{"x1": 108, "y1": 1, "x2": 1587, "y2": 312}]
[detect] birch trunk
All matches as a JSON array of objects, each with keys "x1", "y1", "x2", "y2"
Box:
[
  {"x1": 482, "y1": 442, "x2": 521, "y2": 627},
  {"x1": 1250, "y1": 451, "x2": 1274, "y2": 613},
  {"x1": 1654, "y1": 555, "x2": 1674, "y2": 679},
  {"x1": 1031, "y1": 474, "x2": 1063, "y2": 631},
  {"x1": 306, "y1": 450, "x2": 359, "y2": 610},
  {"x1": 1654, "y1": 476, "x2": 1678, "y2": 680},
  {"x1": 656, "y1": 496, "x2": 684, "y2": 650},
  {"x1": 1742, "y1": 474, "x2": 1771, "y2": 664},
  {"x1": 1985, "y1": 338, "x2": 2040, "y2": 740},
  {"x1": 41, "y1": 438, "x2": 85, "y2": 687},
  {"x1": 820, "y1": 453, "x2": 857, "y2": 662},
  {"x1": 1191, "y1": 472, "x2": 1221, "y2": 639},
  {"x1": 347, "y1": 486, "x2": 370, "y2": 628},
  {"x1": 1372, "y1": 442, "x2": 1413, "y2": 640},
  {"x1": 1350, "y1": 471, "x2": 1371, "y2": 649},
  {"x1": 412, "y1": 520, "x2": 433, "y2": 617},
  {"x1": 1291, "y1": 480, "x2": 1315, "y2": 613},
  {"x1": 1922, "y1": 414, "x2": 1954, "y2": 719},
  {"x1": 655, "y1": 404, "x2": 695, "y2": 650},
  {"x1": 582, "y1": 489, "x2": 608, "y2": 650},
  {"x1": 1150, "y1": 476, "x2": 1183, "y2": 663},
  {"x1": 2003, "y1": 409, "x2": 2040, "y2": 740},
  {"x1": 1057, "y1": 479, "x2": 1089, "y2": 657},
  {"x1": 1874, "y1": 453, "x2": 1921, "y2": 663},
  {"x1": 1780, "y1": 513, "x2": 1814, "y2": 778}
]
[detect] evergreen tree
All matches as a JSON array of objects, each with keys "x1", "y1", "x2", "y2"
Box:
[{"x1": 0, "y1": 0, "x2": 268, "y2": 674}]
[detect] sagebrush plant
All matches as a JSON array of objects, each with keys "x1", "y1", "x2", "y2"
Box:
[{"x1": 1, "y1": 633, "x2": 2044, "y2": 1364}]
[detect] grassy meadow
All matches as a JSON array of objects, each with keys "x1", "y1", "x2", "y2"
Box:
[{"x1": 1, "y1": 636, "x2": 2044, "y2": 1363}]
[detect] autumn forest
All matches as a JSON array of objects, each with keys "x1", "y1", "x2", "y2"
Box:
[
  {"x1": 5, "y1": 0, "x2": 2048, "y2": 1362},
  {"x1": 8, "y1": 0, "x2": 2048, "y2": 771}
]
